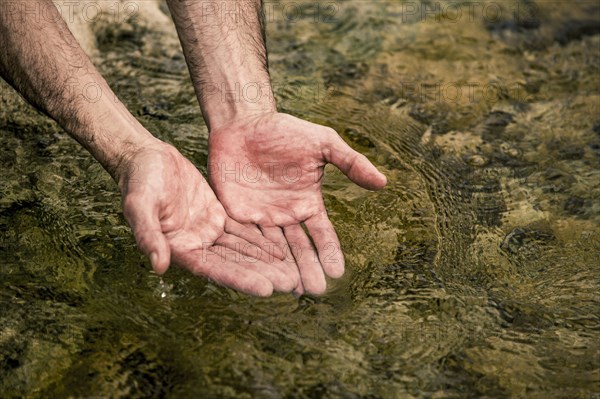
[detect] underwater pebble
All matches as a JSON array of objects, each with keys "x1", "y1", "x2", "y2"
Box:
[
  {"x1": 564, "y1": 196, "x2": 586, "y2": 215},
  {"x1": 559, "y1": 146, "x2": 584, "y2": 160},
  {"x1": 468, "y1": 155, "x2": 488, "y2": 166},
  {"x1": 501, "y1": 142, "x2": 521, "y2": 157},
  {"x1": 343, "y1": 128, "x2": 375, "y2": 148}
]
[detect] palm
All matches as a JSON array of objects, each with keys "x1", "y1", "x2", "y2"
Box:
[
  {"x1": 208, "y1": 113, "x2": 387, "y2": 294},
  {"x1": 209, "y1": 113, "x2": 327, "y2": 225},
  {"x1": 120, "y1": 143, "x2": 297, "y2": 296}
]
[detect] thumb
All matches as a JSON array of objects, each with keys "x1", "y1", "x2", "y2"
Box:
[
  {"x1": 139, "y1": 229, "x2": 171, "y2": 275},
  {"x1": 323, "y1": 131, "x2": 387, "y2": 190},
  {"x1": 123, "y1": 196, "x2": 171, "y2": 275}
]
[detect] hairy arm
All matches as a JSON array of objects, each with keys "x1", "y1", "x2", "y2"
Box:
[
  {"x1": 166, "y1": 0, "x2": 276, "y2": 131},
  {"x1": 0, "y1": 1, "x2": 298, "y2": 295},
  {"x1": 0, "y1": 0, "x2": 155, "y2": 181}
]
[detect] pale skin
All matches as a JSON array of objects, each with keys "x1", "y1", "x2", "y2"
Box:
[{"x1": 0, "y1": 0, "x2": 386, "y2": 296}]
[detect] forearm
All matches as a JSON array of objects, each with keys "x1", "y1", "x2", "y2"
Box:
[
  {"x1": 166, "y1": 0, "x2": 276, "y2": 131},
  {"x1": 0, "y1": 0, "x2": 155, "y2": 181}
]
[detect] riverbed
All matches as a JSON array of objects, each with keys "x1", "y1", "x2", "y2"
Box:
[{"x1": 0, "y1": 0, "x2": 598, "y2": 397}]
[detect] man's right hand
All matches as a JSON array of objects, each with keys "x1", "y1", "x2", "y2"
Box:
[{"x1": 118, "y1": 140, "x2": 299, "y2": 296}]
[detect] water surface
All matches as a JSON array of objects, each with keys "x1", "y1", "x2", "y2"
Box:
[{"x1": 0, "y1": 0, "x2": 599, "y2": 397}]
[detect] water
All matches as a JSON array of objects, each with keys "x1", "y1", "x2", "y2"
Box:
[{"x1": 1, "y1": 0, "x2": 599, "y2": 397}]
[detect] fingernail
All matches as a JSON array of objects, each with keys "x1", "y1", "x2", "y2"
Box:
[{"x1": 150, "y1": 252, "x2": 158, "y2": 270}]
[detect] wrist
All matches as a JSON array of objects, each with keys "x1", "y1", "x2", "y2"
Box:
[
  {"x1": 107, "y1": 132, "x2": 164, "y2": 191},
  {"x1": 199, "y1": 80, "x2": 277, "y2": 132},
  {"x1": 63, "y1": 93, "x2": 161, "y2": 184}
]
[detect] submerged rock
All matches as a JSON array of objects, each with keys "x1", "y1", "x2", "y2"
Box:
[
  {"x1": 564, "y1": 196, "x2": 586, "y2": 216},
  {"x1": 323, "y1": 62, "x2": 369, "y2": 87},
  {"x1": 555, "y1": 20, "x2": 600, "y2": 46},
  {"x1": 479, "y1": 111, "x2": 515, "y2": 142},
  {"x1": 500, "y1": 228, "x2": 527, "y2": 254},
  {"x1": 484, "y1": 0, "x2": 541, "y2": 33},
  {"x1": 500, "y1": 223, "x2": 555, "y2": 255},
  {"x1": 343, "y1": 128, "x2": 375, "y2": 148}
]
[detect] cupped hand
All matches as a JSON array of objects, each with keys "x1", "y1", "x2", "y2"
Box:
[
  {"x1": 208, "y1": 112, "x2": 387, "y2": 295},
  {"x1": 117, "y1": 140, "x2": 299, "y2": 296}
]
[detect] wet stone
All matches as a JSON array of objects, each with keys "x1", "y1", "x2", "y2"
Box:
[
  {"x1": 95, "y1": 22, "x2": 142, "y2": 51},
  {"x1": 485, "y1": 1, "x2": 541, "y2": 33},
  {"x1": 485, "y1": 2, "x2": 545, "y2": 51},
  {"x1": 323, "y1": 62, "x2": 369, "y2": 86},
  {"x1": 524, "y1": 79, "x2": 542, "y2": 94},
  {"x1": 564, "y1": 196, "x2": 586, "y2": 216},
  {"x1": 500, "y1": 143, "x2": 521, "y2": 158},
  {"x1": 512, "y1": 101, "x2": 531, "y2": 114},
  {"x1": 0, "y1": 142, "x2": 17, "y2": 167},
  {"x1": 501, "y1": 224, "x2": 556, "y2": 254},
  {"x1": 588, "y1": 138, "x2": 600, "y2": 157},
  {"x1": 559, "y1": 146, "x2": 585, "y2": 160},
  {"x1": 486, "y1": 112, "x2": 514, "y2": 127},
  {"x1": 466, "y1": 155, "x2": 488, "y2": 167},
  {"x1": 540, "y1": 168, "x2": 575, "y2": 193},
  {"x1": 548, "y1": 139, "x2": 585, "y2": 160},
  {"x1": 343, "y1": 128, "x2": 375, "y2": 148},
  {"x1": 479, "y1": 111, "x2": 515, "y2": 141},
  {"x1": 281, "y1": 43, "x2": 315, "y2": 73},
  {"x1": 555, "y1": 19, "x2": 600, "y2": 46},
  {"x1": 384, "y1": 154, "x2": 407, "y2": 170},
  {"x1": 498, "y1": 302, "x2": 555, "y2": 332},
  {"x1": 34, "y1": 132, "x2": 58, "y2": 155},
  {"x1": 489, "y1": 151, "x2": 527, "y2": 168},
  {"x1": 140, "y1": 103, "x2": 170, "y2": 120},
  {"x1": 371, "y1": 85, "x2": 396, "y2": 102},
  {"x1": 409, "y1": 104, "x2": 450, "y2": 132},
  {"x1": 544, "y1": 168, "x2": 566, "y2": 180}
]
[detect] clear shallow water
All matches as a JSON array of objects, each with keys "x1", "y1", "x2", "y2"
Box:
[{"x1": 1, "y1": 0, "x2": 599, "y2": 397}]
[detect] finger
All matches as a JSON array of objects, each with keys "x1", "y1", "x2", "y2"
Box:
[
  {"x1": 123, "y1": 195, "x2": 171, "y2": 275},
  {"x1": 215, "y1": 233, "x2": 273, "y2": 263},
  {"x1": 284, "y1": 224, "x2": 326, "y2": 295},
  {"x1": 260, "y1": 226, "x2": 304, "y2": 295},
  {"x1": 181, "y1": 248, "x2": 274, "y2": 297},
  {"x1": 213, "y1": 233, "x2": 299, "y2": 289},
  {"x1": 224, "y1": 219, "x2": 285, "y2": 260},
  {"x1": 210, "y1": 245, "x2": 296, "y2": 293},
  {"x1": 323, "y1": 132, "x2": 387, "y2": 190},
  {"x1": 260, "y1": 226, "x2": 293, "y2": 263},
  {"x1": 304, "y1": 212, "x2": 345, "y2": 278},
  {"x1": 244, "y1": 223, "x2": 262, "y2": 235}
]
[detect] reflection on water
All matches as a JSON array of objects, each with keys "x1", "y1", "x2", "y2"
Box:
[{"x1": 1, "y1": 0, "x2": 599, "y2": 397}]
